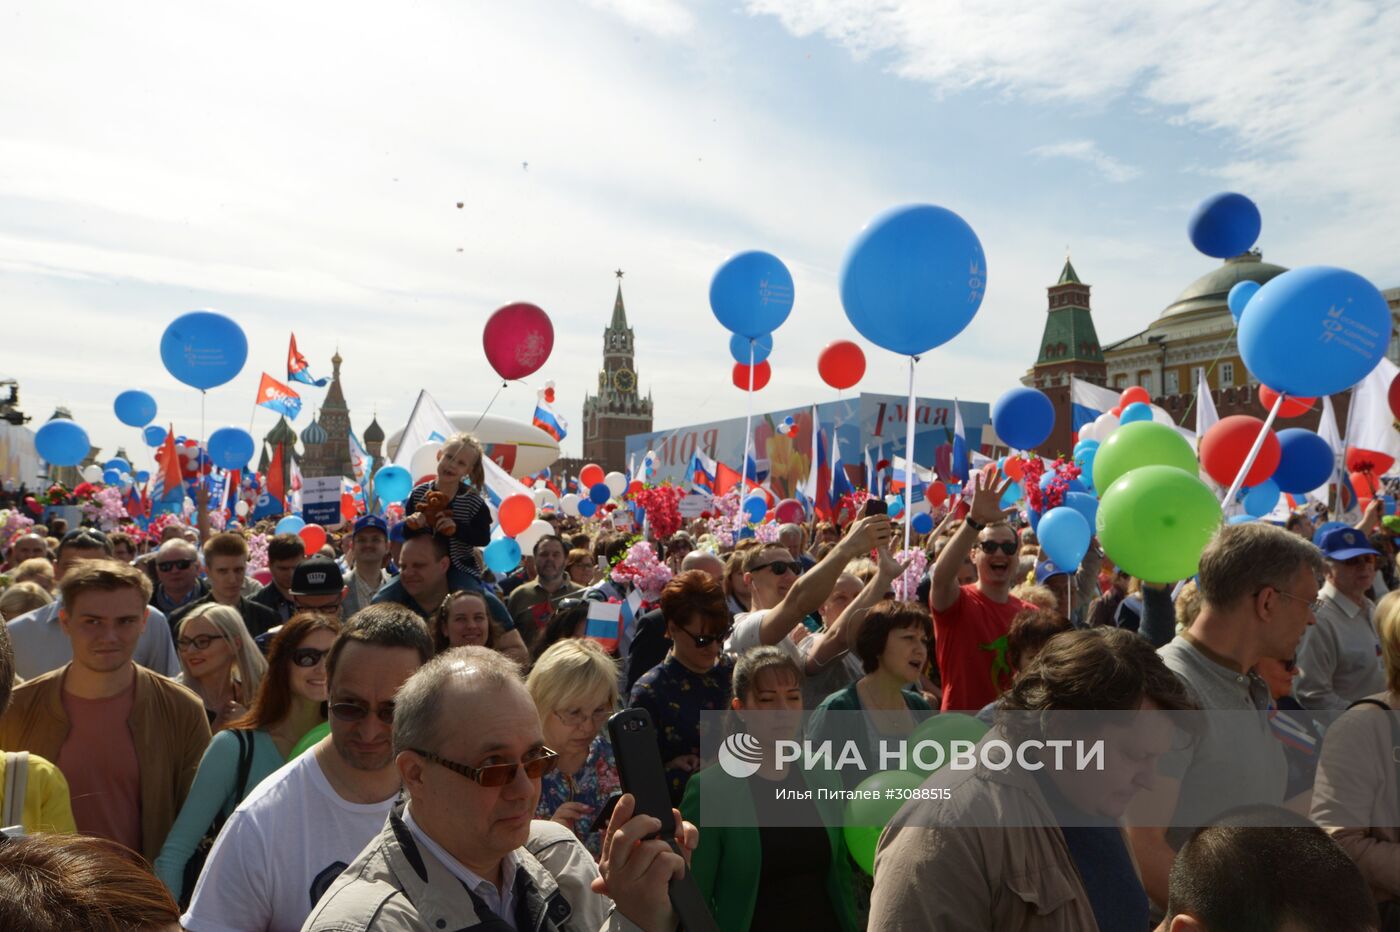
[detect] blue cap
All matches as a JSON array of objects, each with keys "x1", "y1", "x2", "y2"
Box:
[
  {"x1": 388, "y1": 522, "x2": 407, "y2": 543},
  {"x1": 1312, "y1": 521, "x2": 1348, "y2": 548},
  {"x1": 354, "y1": 514, "x2": 389, "y2": 537},
  {"x1": 1035, "y1": 560, "x2": 1071, "y2": 585},
  {"x1": 1319, "y1": 526, "x2": 1380, "y2": 561}
]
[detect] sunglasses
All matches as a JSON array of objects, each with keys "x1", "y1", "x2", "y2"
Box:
[
  {"x1": 977, "y1": 541, "x2": 1018, "y2": 556},
  {"x1": 329, "y1": 701, "x2": 395, "y2": 725},
  {"x1": 676, "y1": 625, "x2": 732, "y2": 648},
  {"x1": 410, "y1": 747, "x2": 559, "y2": 787},
  {"x1": 157, "y1": 558, "x2": 195, "y2": 572},
  {"x1": 751, "y1": 560, "x2": 800, "y2": 577},
  {"x1": 1340, "y1": 554, "x2": 1378, "y2": 566},
  {"x1": 177, "y1": 634, "x2": 224, "y2": 651},
  {"x1": 291, "y1": 647, "x2": 328, "y2": 668}
]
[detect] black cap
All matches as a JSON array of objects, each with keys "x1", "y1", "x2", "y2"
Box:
[{"x1": 290, "y1": 556, "x2": 345, "y2": 596}]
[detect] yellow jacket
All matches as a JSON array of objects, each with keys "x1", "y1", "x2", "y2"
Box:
[{"x1": 0, "y1": 751, "x2": 76, "y2": 834}]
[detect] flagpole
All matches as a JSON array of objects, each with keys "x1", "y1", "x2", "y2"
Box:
[{"x1": 903, "y1": 355, "x2": 919, "y2": 551}]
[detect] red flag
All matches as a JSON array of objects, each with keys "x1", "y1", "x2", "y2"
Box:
[
  {"x1": 714, "y1": 461, "x2": 742, "y2": 497},
  {"x1": 267, "y1": 443, "x2": 287, "y2": 508},
  {"x1": 151, "y1": 428, "x2": 183, "y2": 503}
]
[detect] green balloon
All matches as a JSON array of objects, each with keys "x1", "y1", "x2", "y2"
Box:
[
  {"x1": 842, "y1": 769, "x2": 926, "y2": 875},
  {"x1": 1097, "y1": 465, "x2": 1222, "y2": 583},
  {"x1": 288, "y1": 721, "x2": 330, "y2": 760},
  {"x1": 908, "y1": 713, "x2": 989, "y2": 775},
  {"x1": 1092, "y1": 421, "x2": 1198, "y2": 493}
]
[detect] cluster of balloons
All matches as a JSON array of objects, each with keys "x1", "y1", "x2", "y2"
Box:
[
  {"x1": 275, "y1": 515, "x2": 329, "y2": 554},
  {"x1": 776, "y1": 415, "x2": 798, "y2": 438}
]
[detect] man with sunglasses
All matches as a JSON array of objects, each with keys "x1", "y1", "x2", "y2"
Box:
[
  {"x1": 290, "y1": 556, "x2": 349, "y2": 619},
  {"x1": 182, "y1": 604, "x2": 433, "y2": 932},
  {"x1": 150, "y1": 539, "x2": 209, "y2": 616},
  {"x1": 1294, "y1": 526, "x2": 1387, "y2": 711},
  {"x1": 307, "y1": 647, "x2": 697, "y2": 932}
]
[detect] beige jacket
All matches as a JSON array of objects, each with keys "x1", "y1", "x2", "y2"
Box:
[
  {"x1": 1311, "y1": 689, "x2": 1400, "y2": 902},
  {"x1": 871, "y1": 755, "x2": 1114, "y2": 931}
]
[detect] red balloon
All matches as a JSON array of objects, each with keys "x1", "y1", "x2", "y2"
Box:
[
  {"x1": 1002, "y1": 456, "x2": 1025, "y2": 481},
  {"x1": 299, "y1": 524, "x2": 328, "y2": 554},
  {"x1": 1200, "y1": 415, "x2": 1281, "y2": 487},
  {"x1": 733, "y1": 361, "x2": 771, "y2": 391},
  {"x1": 817, "y1": 340, "x2": 866, "y2": 390},
  {"x1": 1258, "y1": 385, "x2": 1316, "y2": 418},
  {"x1": 927, "y1": 481, "x2": 948, "y2": 507},
  {"x1": 627, "y1": 480, "x2": 644, "y2": 495},
  {"x1": 579, "y1": 464, "x2": 605, "y2": 489},
  {"x1": 1351, "y1": 470, "x2": 1380, "y2": 503},
  {"x1": 1346, "y1": 446, "x2": 1396, "y2": 477},
  {"x1": 1120, "y1": 386, "x2": 1151, "y2": 408},
  {"x1": 482, "y1": 302, "x2": 554, "y2": 381},
  {"x1": 773, "y1": 498, "x2": 805, "y2": 523},
  {"x1": 1390, "y1": 374, "x2": 1400, "y2": 422},
  {"x1": 1110, "y1": 406, "x2": 1123, "y2": 418},
  {"x1": 498, "y1": 493, "x2": 536, "y2": 537}
]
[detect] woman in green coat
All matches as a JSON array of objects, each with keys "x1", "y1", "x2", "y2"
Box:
[{"x1": 681, "y1": 647, "x2": 860, "y2": 932}]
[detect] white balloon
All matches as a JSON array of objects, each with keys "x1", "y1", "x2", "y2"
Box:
[
  {"x1": 235, "y1": 500, "x2": 250, "y2": 517},
  {"x1": 534, "y1": 488, "x2": 560, "y2": 510},
  {"x1": 604, "y1": 471, "x2": 627, "y2": 498},
  {"x1": 1095, "y1": 413, "x2": 1120, "y2": 435},
  {"x1": 81, "y1": 465, "x2": 103, "y2": 483},
  {"x1": 1077, "y1": 423, "x2": 1097, "y2": 443},
  {"x1": 533, "y1": 479, "x2": 547, "y2": 490},
  {"x1": 409, "y1": 442, "x2": 443, "y2": 481},
  {"x1": 560, "y1": 493, "x2": 581, "y2": 517},
  {"x1": 516, "y1": 518, "x2": 554, "y2": 554},
  {"x1": 1150, "y1": 405, "x2": 1174, "y2": 426}
]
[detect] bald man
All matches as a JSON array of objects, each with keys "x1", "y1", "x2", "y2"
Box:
[
  {"x1": 624, "y1": 550, "x2": 726, "y2": 692},
  {"x1": 5, "y1": 533, "x2": 50, "y2": 570}
]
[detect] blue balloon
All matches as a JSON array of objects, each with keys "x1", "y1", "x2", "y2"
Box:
[
  {"x1": 1273, "y1": 429, "x2": 1334, "y2": 494},
  {"x1": 136, "y1": 470, "x2": 150, "y2": 483},
  {"x1": 373, "y1": 464, "x2": 413, "y2": 504},
  {"x1": 113, "y1": 390, "x2": 158, "y2": 428},
  {"x1": 159, "y1": 310, "x2": 248, "y2": 390},
  {"x1": 1243, "y1": 479, "x2": 1281, "y2": 518},
  {"x1": 839, "y1": 204, "x2": 987, "y2": 356},
  {"x1": 709, "y1": 251, "x2": 795, "y2": 339},
  {"x1": 1238, "y1": 266, "x2": 1391, "y2": 397},
  {"x1": 887, "y1": 495, "x2": 905, "y2": 518},
  {"x1": 743, "y1": 495, "x2": 768, "y2": 523},
  {"x1": 1064, "y1": 491, "x2": 1099, "y2": 529},
  {"x1": 104, "y1": 458, "x2": 131, "y2": 473},
  {"x1": 911, "y1": 512, "x2": 934, "y2": 535},
  {"x1": 1000, "y1": 481, "x2": 1022, "y2": 509},
  {"x1": 1188, "y1": 192, "x2": 1262, "y2": 259},
  {"x1": 34, "y1": 419, "x2": 90, "y2": 467},
  {"x1": 208, "y1": 427, "x2": 255, "y2": 471},
  {"x1": 102, "y1": 469, "x2": 122, "y2": 484},
  {"x1": 1227, "y1": 280, "x2": 1260, "y2": 322},
  {"x1": 276, "y1": 515, "x2": 306, "y2": 534},
  {"x1": 1038, "y1": 506, "x2": 1091, "y2": 571},
  {"x1": 144, "y1": 425, "x2": 167, "y2": 447},
  {"x1": 1119, "y1": 402, "x2": 1153, "y2": 425},
  {"x1": 728, "y1": 331, "x2": 774, "y2": 365},
  {"x1": 1072, "y1": 439, "x2": 1099, "y2": 457},
  {"x1": 991, "y1": 387, "x2": 1055, "y2": 451},
  {"x1": 484, "y1": 538, "x2": 522, "y2": 575},
  {"x1": 577, "y1": 499, "x2": 597, "y2": 518},
  {"x1": 589, "y1": 483, "x2": 611, "y2": 505}
]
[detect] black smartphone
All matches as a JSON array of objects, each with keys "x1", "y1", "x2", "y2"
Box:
[
  {"x1": 584, "y1": 792, "x2": 623, "y2": 837},
  {"x1": 863, "y1": 498, "x2": 887, "y2": 517}
]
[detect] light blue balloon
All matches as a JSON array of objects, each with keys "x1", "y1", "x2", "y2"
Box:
[
  {"x1": 102, "y1": 468, "x2": 122, "y2": 484},
  {"x1": 1064, "y1": 491, "x2": 1099, "y2": 529},
  {"x1": 589, "y1": 483, "x2": 611, "y2": 505},
  {"x1": 276, "y1": 515, "x2": 306, "y2": 534},
  {"x1": 34, "y1": 419, "x2": 90, "y2": 467},
  {"x1": 887, "y1": 495, "x2": 905, "y2": 518},
  {"x1": 1119, "y1": 402, "x2": 1153, "y2": 425},
  {"x1": 577, "y1": 499, "x2": 597, "y2": 518},
  {"x1": 840, "y1": 204, "x2": 986, "y2": 356},
  {"x1": 1000, "y1": 481, "x2": 1022, "y2": 509},
  {"x1": 1039, "y1": 506, "x2": 1091, "y2": 571},
  {"x1": 992, "y1": 387, "x2": 1055, "y2": 451},
  {"x1": 1238, "y1": 266, "x2": 1391, "y2": 397},
  {"x1": 1072, "y1": 439, "x2": 1099, "y2": 457},
  {"x1": 710, "y1": 251, "x2": 795, "y2": 339},
  {"x1": 373, "y1": 464, "x2": 413, "y2": 504},
  {"x1": 1188, "y1": 192, "x2": 1261, "y2": 259},
  {"x1": 743, "y1": 495, "x2": 768, "y2": 523},
  {"x1": 484, "y1": 538, "x2": 522, "y2": 575},
  {"x1": 1227, "y1": 513, "x2": 1257, "y2": 525},
  {"x1": 113, "y1": 390, "x2": 158, "y2": 428},
  {"x1": 104, "y1": 458, "x2": 131, "y2": 473},
  {"x1": 159, "y1": 310, "x2": 248, "y2": 390},
  {"x1": 911, "y1": 512, "x2": 934, "y2": 535},
  {"x1": 208, "y1": 427, "x2": 255, "y2": 471},
  {"x1": 136, "y1": 470, "x2": 151, "y2": 483},
  {"x1": 144, "y1": 425, "x2": 167, "y2": 446},
  {"x1": 728, "y1": 332, "x2": 773, "y2": 365},
  {"x1": 1243, "y1": 479, "x2": 1281, "y2": 518},
  {"x1": 1227, "y1": 280, "x2": 1260, "y2": 322}
]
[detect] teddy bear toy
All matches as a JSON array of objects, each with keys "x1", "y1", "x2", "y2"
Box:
[{"x1": 405, "y1": 490, "x2": 456, "y2": 536}]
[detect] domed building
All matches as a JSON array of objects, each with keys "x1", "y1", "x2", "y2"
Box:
[{"x1": 362, "y1": 414, "x2": 385, "y2": 459}]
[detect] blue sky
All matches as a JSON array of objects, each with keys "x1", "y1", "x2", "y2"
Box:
[{"x1": 2, "y1": 0, "x2": 1396, "y2": 464}]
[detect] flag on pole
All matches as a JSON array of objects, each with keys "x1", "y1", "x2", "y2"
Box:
[
  {"x1": 689, "y1": 452, "x2": 718, "y2": 493},
  {"x1": 1069, "y1": 377, "x2": 1123, "y2": 437},
  {"x1": 1345, "y1": 357, "x2": 1400, "y2": 467},
  {"x1": 348, "y1": 430, "x2": 372, "y2": 488},
  {"x1": 714, "y1": 460, "x2": 743, "y2": 497},
  {"x1": 256, "y1": 373, "x2": 303, "y2": 420},
  {"x1": 392, "y1": 390, "x2": 457, "y2": 466},
  {"x1": 951, "y1": 400, "x2": 971, "y2": 482},
  {"x1": 1194, "y1": 368, "x2": 1220, "y2": 450},
  {"x1": 831, "y1": 429, "x2": 855, "y2": 500},
  {"x1": 150, "y1": 428, "x2": 183, "y2": 504},
  {"x1": 532, "y1": 395, "x2": 568, "y2": 442},
  {"x1": 803, "y1": 406, "x2": 833, "y2": 519},
  {"x1": 266, "y1": 442, "x2": 287, "y2": 510},
  {"x1": 287, "y1": 334, "x2": 329, "y2": 387}
]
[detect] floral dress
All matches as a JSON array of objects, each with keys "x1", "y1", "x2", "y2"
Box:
[
  {"x1": 535, "y1": 734, "x2": 622, "y2": 858},
  {"x1": 628, "y1": 654, "x2": 736, "y2": 806}
]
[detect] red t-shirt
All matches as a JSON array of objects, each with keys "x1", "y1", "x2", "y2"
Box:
[
  {"x1": 932, "y1": 585, "x2": 1027, "y2": 712},
  {"x1": 59, "y1": 681, "x2": 141, "y2": 852}
]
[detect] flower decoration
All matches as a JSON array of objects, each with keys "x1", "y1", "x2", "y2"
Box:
[
  {"x1": 631, "y1": 483, "x2": 685, "y2": 541},
  {"x1": 891, "y1": 547, "x2": 929, "y2": 603},
  {"x1": 609, "y1": 540, "x2": 673, "y2": 600}
]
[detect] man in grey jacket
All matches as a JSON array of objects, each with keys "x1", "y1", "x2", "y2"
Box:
[
  {"x1": 304, "y1": 646, "x2": 697, "y2": 931},
  {"x1": 1295, "y1": 526, "x2": 1386, "y2": 710}
]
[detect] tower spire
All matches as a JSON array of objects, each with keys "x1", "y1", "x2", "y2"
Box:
[{"x1": 609, "y1": 269, "x2": 628, "y2": 332}]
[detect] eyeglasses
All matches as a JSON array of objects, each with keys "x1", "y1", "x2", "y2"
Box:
[
  {"x1": 554, "y1": 707, "x2": 613, "y2": 728},
  {"x1": 750, "y1": 560, "x2": 800, "y2": 577},
  {"x1": 1265, "y1": 589, "x2": 1322, "y2": 614},
  {"x1": 676, "y1": 625, "x2": 732, "y2": 648},
  {"x1": 329, "y1": 701, "x2": 396, "y2": 724},
  {"x1": 291, "y1": 647, "x2": 328, "y2": 668},
  {"x1": 410, "y1": 747, "x2": 559, "y2": 786},
  {"x1": 977, "y1": 541, "x2": 1018, "y2": 556},
  {"x1": 177, "y1": 634, "x2": 224, "y2": 651},
  {"x1": 157, "y1": 559, "x2": 195, "y2": 572},
  {"x1": 1339, "y1": 554, "x2": 1378, "y2": 566}
]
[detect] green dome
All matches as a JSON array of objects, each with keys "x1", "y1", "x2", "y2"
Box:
[{"x1": 1158, "y1": 251, "x2": 1288, "y2": 320}]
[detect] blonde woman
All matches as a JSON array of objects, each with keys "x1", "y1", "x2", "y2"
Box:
[
  {"x1": 11, "y1": 558, "x2": 55, "y2": 594},
  {"x1": 525, "y1": 638, "x2": 621, "y2": 858},
  {"x1": 0, "y1": 581, "x2": 52, "y2": 622},
  {"x1": 1312, "y1": 588, "x2": 1400, "y2": 912},
  {"x1": 175, "y1": 604, "x2": 267, "y2": 731}
]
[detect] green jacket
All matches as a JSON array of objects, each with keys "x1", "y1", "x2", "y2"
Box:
[{"x1": 680, "y1": 763, "x2": 860, "y2": 932}]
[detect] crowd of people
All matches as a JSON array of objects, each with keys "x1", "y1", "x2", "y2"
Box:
[{"x1": 1, "y1": 433, "x2": 1398, "y2": 930}]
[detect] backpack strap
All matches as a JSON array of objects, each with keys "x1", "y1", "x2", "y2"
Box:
[
  {"x1": 233, "y1": 730, "x2": 255, "y2": 802},
  {"x1": 2, "y1": 751, "x2": 29, "y2": 830}
]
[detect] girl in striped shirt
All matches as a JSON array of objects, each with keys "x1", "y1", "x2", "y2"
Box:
[{"x1": 404, "y1": 432, "x2": 492, "y2": 586}]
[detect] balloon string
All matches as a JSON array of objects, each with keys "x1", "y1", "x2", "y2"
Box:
[
  {"x1": 472, "y1": 381, "x2": 508, "y2": 432},
  {"x1": 742, "y1": 342, "x2": 755, "y2": 503},
  {"x1": 1222, "y1": 393, "x2": 1286, "y2": 510},
  {"x1": 903, "y1": 355, "x2": 919, "y2": 552}
]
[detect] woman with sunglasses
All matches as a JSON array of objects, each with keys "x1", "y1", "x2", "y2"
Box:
[
  {"x1": 175, "y1": 604, "x2": 268, "y2": 732},
  {"x1": 525, "y1": 639, "x2": 621, "y2": 857},
  {"x1": 155, "y1": 613, "x2": 338, "y2": 904},
  {"x1": 629, "y1": 570, "x2": 735, "y2": 806}
]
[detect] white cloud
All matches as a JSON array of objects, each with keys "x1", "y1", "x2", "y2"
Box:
[
  {"x1": 582, "y1": 0, "x2": 697, "y2": 36},
  {"x1": 1031, "y1": 140, "x2": 1141, "y2": 183}
]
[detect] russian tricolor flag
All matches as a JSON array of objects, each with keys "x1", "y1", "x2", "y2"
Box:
[
  {"x1": 690, "y1": 451, "x2": 718, "y2": 493},
  {"x1": 532, "y1": 399, "x2": 568, "y2": 442}
]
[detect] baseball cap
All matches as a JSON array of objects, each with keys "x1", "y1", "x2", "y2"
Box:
[
  {"x1": 1035, "y1": 560, "x2": 1071, "y2": 585},
  {"x1": 1318, "y1": 526, "x2": 1381, "y2": 561},
  {"x1": 1311, "y1": 521, "x2": 1349, "y2": 548},
  {"x1": 290, "y1": 556, "x2": 345, "y2": 596},
  {"x1": 353, "y1": 515, "x2": 388, "y2": 537}
]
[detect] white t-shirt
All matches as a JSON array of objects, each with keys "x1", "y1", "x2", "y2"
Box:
[
  {"x1": 181, "y1": 748, "x2": 397, "y2": 932},
  {"x1": 728, "y1": 610, "x2": 801, "y2": 661},
  {"x1": 729, "y1": 610, "x2": 860, "y2": 706}
]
